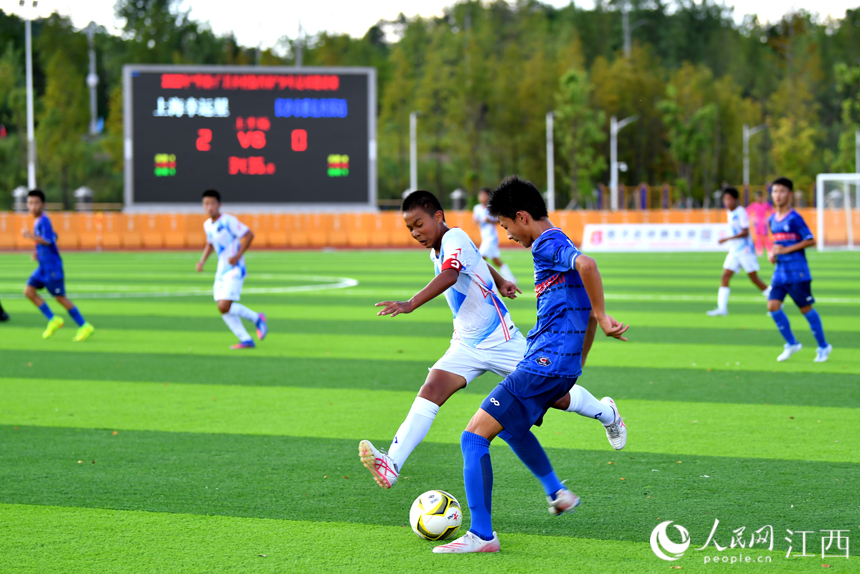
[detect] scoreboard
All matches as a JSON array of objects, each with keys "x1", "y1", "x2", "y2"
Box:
[{"x1": 123, "y1": 65, "x2": 376, "y2": 211}]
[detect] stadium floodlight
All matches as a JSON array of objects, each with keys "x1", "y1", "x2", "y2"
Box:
[
  {"x1": 409, "y1": 111, "x2": 421, "y2": 192},
  {"x1": 610, "y1": 115, "x2": 636, "y2": 211},
  {"x1": 21, "y1": 1, "x2": 38, "y2": 188},
  {"x1": 743, "y1": 123, "x2": 767, "y2": 203},
  {"x1": 546, "y1": 111, "x2": 555, "y2": 211},
  {"x1": 816, "y1": 173, "x2": 859, "y2": 251},
  {"x1": 85, "y1": 22, "x2": 99, "y2": 136}
]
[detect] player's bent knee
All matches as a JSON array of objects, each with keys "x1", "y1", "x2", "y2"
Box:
[
  {"x1": 767, "y1": 301, "x2": 782, "y2": 312},
  {"x1": 418, "y1": 374, "x2": 465, "y2": 406},
  {"x1": 217, "y1": 300, "x2": 233, "y2": 314},
  {"x1": 552, "y1": 394, "x2": 570, "y2": 410}
]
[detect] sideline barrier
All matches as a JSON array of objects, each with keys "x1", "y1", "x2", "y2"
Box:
[{"x1": 0, "y1": 208, "x2": 820, "y2": 251}]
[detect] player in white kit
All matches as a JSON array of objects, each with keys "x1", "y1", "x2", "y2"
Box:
[
  {"x1": 359, "y1": 190, "x2": 621, "y2": 489},
  {"x1": 706, "y1": 186, "x2": 770, "y2": 316},
  {"x1": 196, "y1": 189, "x2": 268, "y2": 349},
  {"x1": 473, "y1": 187, "x2": 517, "y2": 283}
]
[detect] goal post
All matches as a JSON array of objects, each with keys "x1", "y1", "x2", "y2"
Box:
[{"x1": 816, "y1": 173, "x2": 860, "y2": 251}]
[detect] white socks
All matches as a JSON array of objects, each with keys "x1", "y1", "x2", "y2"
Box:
[
  {"x1": 388, "y1": 396, "x2": 440, "y2": 471},
  {"x1": 222, "y1": 312, "x2": 252, "y2": 342},
  {"x1": 717, "y1": 287, "x2": 730, "y2": 312},
  {"x1": 230, "y1": 303, "x2": 260, "y2": 323},
  {"x1": 565, "y1": 385, "x2": 615, "y2": 425},
  {"x1": 499, "y1": 263, "x2": 517, "y2": 284}
]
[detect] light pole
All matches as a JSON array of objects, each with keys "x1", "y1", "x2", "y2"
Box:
[
  {"x1": 546, "y1": 111, "x2": 555, "y2": 211},
  {"x1": 622, "y1": 6, "x2": 647, "y2": 58},
  {"x1": 85, "y1": 22, "x2": 99, "y2": 136},
  {"x1": 409, "y1": 111, "x2": 421, "y2": 191},
  {"x1": 22, "y1": 0, "x2": 38, "y2": 188},
  {"x1": 610, "y1": 115, "x2": 637, "y2": 211},
  {"x1": 743, "y1": 123, "x2": 767, "y2": 203}
]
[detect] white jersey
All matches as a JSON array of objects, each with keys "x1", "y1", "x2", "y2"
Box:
[
  {"x1": 726, "y1": 206, "x2": 754, "y2": 256},
  {"x1": 431, "y1": 228, "x2": 518, "y2": 349},
  {"x1": 204, "y1": 213, "x2": 250, "y2": 279},
  {"x1": 472, "y1": 204, "x2": 499, "y2": 244}
]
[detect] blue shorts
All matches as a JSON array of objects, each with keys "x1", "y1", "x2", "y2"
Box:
[
  {"x1": 480, "y1": 369, "x2": 576, "y2": 442},
  {"x1": 27, "y1": 267, "x2": 65, "y2": 297},
  {"x1": 769, "y1": 281, "x2": 814, "y2": 308}
]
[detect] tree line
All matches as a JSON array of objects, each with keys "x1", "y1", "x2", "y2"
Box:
[{"x1": 0, "y1": 0, "x2": 859, "y2": 209}]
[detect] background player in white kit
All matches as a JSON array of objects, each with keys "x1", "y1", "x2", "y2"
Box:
[
  {"x1": 473, "y1": 187, "x2": 517, "y2": 283},
  {"x1": 707, "y1": 186, "x2": 770, "y2": 316},
  {"x1": 196, "y1": 189, "x2": 268, "y2": 349},
  {"x1": 359, "y1": 190, "x2": 622, "y2": 489}
]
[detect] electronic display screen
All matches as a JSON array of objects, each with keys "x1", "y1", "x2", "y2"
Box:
[{"x1": 124, "y1": 66, "x2": 375, "y2": 206}]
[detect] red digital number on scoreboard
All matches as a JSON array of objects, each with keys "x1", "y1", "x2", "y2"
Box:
[
  {"x1": 291, "y1": 129, "x2": 308, "y2": 152},
  {"x1": 196, "y1": 129, "x2": 212, "y2": 151}
]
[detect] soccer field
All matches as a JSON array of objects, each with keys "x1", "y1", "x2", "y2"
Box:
[{"x1": 1, "y1": 248, "x2": 858, "y2": 573}]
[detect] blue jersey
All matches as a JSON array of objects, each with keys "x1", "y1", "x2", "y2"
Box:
[
  {"x1": 33, "y1": 215, "x2": 63, "y2": 273},
  {"x1": 769, "y1": 210, "x2": 814, "y2": 285},
  {"x1": 519, "y1": 228, "x2": 591, "y2": 379}
]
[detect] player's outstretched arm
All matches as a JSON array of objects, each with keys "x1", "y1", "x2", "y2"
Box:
[
  {"x1": 196, "y1": 244, "x2": 214, "y2": 272},
  {"x1": 376, "y1": 268, "x2": 459, "y2": 317},
  {"x1": 21, "y1": 228, "x2": 50, "y2": 246},
  {"x1": 718, "y1": 227, "x2": 750, "y2": 244},
  {"x1": 487, "y1": 264, "x2": 521, "y2": 299},
  {"x1": 228, "y1": 231, "x2": 255, "y2": 266},
  {"x1": 575, "y1": 254, "x2": 628, "y2": 341}
]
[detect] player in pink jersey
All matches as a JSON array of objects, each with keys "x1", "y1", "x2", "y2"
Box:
[{"x1": 747, "y1": 190, "x2": 774, "y2": 256}]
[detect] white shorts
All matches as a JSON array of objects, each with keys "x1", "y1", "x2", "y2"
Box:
[
  {"x1": 479, "y1": 237, "x2": 500, "y2": 260},
  {"x1": 213, "y1": 267, "x2": 245, "y2": 301},
  {"x1": 723, "y1": 251, "x2": 759, "y2": 274},
  {"x1": 431, "y1": 331, "x2": 526, "y2": 384}
]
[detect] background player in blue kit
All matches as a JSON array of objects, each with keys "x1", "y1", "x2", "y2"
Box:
[
  {"x1": 21, "y1": 189, "x2": 94, "y2": 341},
  {"x1": 433, "y1": 176, "x2": 629, "y2": 554},
  {"x1": 766, "y1": 177, "x2": 831, "y2": 363}
]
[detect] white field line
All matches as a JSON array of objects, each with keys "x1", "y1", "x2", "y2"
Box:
[{"x1": 0, "y1": 276, "x2": 359, "y2": 299}]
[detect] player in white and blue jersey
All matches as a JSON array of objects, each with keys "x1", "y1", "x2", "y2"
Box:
[
  {"x1": 766, "y1": 177, "x2": 831, "y2": 363},
  {"x1": 706, "y1": 187, "x2": 770, "y2": 316},
  {"x1": 359, "y1": 190, "x2": 618, "y2": 491},
  {"x1": 434, "y1": 176, "x2": 629, "y2": 554},
  {"x1": 22, "y1": 189, "x2": 94, "y2": 341},
  {"x1": 473, "y1": 187, "x2": 517, "y2": 283},
  {"x1": 196, "y1": 190, "x2": 267, "y2": 349}
]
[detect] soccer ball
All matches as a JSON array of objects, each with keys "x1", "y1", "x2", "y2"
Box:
[{"x1": 409, "y1": 490, "x2": 463, "y2": 541}]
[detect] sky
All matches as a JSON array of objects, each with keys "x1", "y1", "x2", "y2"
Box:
[{"x1": 4, "y1": 0, "x2": 858, "y2": 52}]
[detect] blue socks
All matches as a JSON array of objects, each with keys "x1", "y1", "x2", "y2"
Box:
[
  {"x1": 804, "y1": 309, "x2": 828, "y2": 348},
  {"x1": 67, "y1": 307, "x2": 86, "y2": 327},
  {"x1": 461, "y1": 431, "x2": 494, "y2": 541},
  {"x1": 769, "y1": 310, "x2": 797, "y2": 345},
  {"x1": 38, "y1": 303, "x2": 54, "y2": 320},
  {"x1": 499, "y1": 430, "x2": 563, "y2": 498}
]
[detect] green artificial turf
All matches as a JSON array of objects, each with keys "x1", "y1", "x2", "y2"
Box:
[{"x1": 1, "y1": 248, "x2": 858, "y2": 573}]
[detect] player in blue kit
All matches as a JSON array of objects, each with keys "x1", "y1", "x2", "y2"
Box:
[
  {"x1": 766, "y1": 177, "x2": 831, "y2": 363},
  {"x1": 433, "y1": 176, "x2": 629, "y2": 554},
  {"x1": 21, "y1": 189, "x2": 94, "y2": 341},
  {"x1": 197, "y1": 190, "x2": 268, "y2": 349}
]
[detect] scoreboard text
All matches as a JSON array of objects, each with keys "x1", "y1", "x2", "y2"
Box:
[{"x1": 124, "y1": 66, "x2": 376, "y2": 207}]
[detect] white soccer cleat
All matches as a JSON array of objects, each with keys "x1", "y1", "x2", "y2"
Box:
[
  {"x1": 814, "y1": 344, "x2": 832, "y2": 363},
  {"x1": 601, "y1": 397, "x2": 627, "y2": 450},
  {"x1": 432, "y1": 530, "x2": 500, "y2": 554},
  {"x1": 547, "y1": 486, "x2": 581, "y2": 516},
  {"x1": 359, "y1": 440, "x2": 399, "y2": 489},
  {"x1": 777, "y1": 343, "x2": 802, "y2": 362},
  {"x1": 706, "y1": 308, "x2": 727, "y2": 316},
  {"x1": 762, "y1": 286, "x2": 772, "y2": 299}
]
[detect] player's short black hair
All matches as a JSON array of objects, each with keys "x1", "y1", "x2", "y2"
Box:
[
  {"x1": 402, "y1": 190, "x2": 444, "y2": 220},
  {"x1": 202, "y1": 189, "x2": 221, "y2": 202},
  {"x1": 772, "y1": 177, "x2": 793, "y2": 191},
  {"x1": 478, "y1": 187, "x2": 492, "y2": 194},
  {"x1": 487, "y1": 175, "x2": 548, "y2": 221},
  {"x1": 722, "y1": 186, "x2": 739, "y2": 200},
  {"x1": 28, "y1": 189, "x2": 45, "y2": 202}
]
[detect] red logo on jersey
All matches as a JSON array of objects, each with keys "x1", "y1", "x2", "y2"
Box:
[
  {"x1": 441, "y1": 248, "x2": 463, "y2": 272},
  {"x1": 535, "y1": 273, "x2": 565, "y2": 297}
]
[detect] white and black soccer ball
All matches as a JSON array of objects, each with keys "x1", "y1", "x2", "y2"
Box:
[{"x1": 409, "y1": 490, "x2": 462, "y2": 541}]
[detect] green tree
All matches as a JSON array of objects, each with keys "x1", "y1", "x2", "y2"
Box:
[{"x1": 554, "y1": 69, "x2": 606, "y2": 206}]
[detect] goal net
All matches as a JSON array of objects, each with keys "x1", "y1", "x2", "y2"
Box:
[{"x1": 816, "y1": 173, "x2": 860, "y2": 251}]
